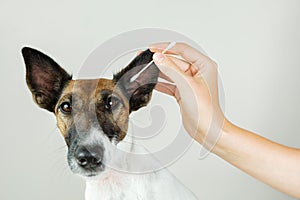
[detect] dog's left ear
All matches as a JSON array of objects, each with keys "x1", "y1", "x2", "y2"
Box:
[
  {"x1": 22, "y1": 47, "x2": 72, "y2": 112},
  {"x1": 113, "y1": 49, "x2": 159, "y2": 112}
]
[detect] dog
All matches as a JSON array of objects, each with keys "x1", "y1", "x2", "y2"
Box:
[{"x1": 22, "y1": 47, "x2": 198, "y2": 200}]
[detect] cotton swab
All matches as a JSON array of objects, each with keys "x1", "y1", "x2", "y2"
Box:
[{"x1": 130, "y1": 42, "x2": 176, "y2": 82}]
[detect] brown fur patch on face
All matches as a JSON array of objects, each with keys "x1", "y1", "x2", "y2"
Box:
[
  {"x1": 55, "y1": 78, "x2": 131, "y2": 142},
  {"x1": 95, "y1": 80, "x2": 130, "y2": 141}
]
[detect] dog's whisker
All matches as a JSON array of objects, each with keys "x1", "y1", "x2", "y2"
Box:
[
  {"x1": 56, "y1": 144, "x2": 68, "y2": 151},
  {"x1": 50, "y1": 155, "x2": 71, "y2": 177}
]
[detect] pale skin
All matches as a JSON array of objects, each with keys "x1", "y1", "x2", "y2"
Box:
[{"x1": 148, "y1": 42, "x2": 300, "y2": 198}]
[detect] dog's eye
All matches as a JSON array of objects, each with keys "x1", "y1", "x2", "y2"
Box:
[
  {"x1": 105, "y1": 96, "x2": 119, "y2": 110},
  {"x1": 60, "y1": 102, "x2": 72, "y2": 114}
]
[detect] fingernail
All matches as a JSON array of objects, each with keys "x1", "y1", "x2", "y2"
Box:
[{"x1": 153, "y1": 53, "x2": 165, "y2": 64}]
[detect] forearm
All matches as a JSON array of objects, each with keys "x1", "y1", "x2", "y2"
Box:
[
  {"x1": 211, "y1": 120, "x2": 300, "y2": 198},
  {"x1": 150, "y1": 42, "x2": 300, "y2": 197}
]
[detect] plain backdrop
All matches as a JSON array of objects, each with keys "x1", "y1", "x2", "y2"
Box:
[{"x1": 1, "y1": 0, "x2": 300, "y2": 199}]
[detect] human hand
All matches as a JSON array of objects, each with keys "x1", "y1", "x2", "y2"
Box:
[
  {"x1": 150, "y1": 42, "x2": 225, "y2": 148},
  {"x1": 150, "y1": 43, "x2": 300, "y2": 199}
]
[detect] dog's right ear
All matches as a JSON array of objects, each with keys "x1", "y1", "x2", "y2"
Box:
[{"x1": 22, "y1": 47, "x2": 72, "y2": 112}]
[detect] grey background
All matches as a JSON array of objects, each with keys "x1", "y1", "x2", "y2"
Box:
[{"x1": 1, "y1": 0, "x2": 299, "y2": 199}]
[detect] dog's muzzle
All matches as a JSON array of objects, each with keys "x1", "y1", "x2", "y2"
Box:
[{"x1": 66, "y1": 126, "x2": 111, "y2": 177}]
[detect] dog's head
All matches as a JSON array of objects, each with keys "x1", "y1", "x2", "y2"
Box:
[{"x1": 22, "y1": 47, "x2": 158, "y2": 177}]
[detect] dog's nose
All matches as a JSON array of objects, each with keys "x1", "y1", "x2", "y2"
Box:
[{"x1": 75, "y1": 146, "x2": 103, "y2": 169}]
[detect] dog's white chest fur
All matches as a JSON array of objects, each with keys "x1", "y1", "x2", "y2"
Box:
[
  {"x1": 85, "y1": 169, "x2": 197, "y2": 200},
  {"x1": 84, "y1": 135, "x2": 198, "y2": 200}
]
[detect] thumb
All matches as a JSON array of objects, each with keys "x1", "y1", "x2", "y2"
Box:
[{"x1": 153, "y1": 52, "x2": 187, "y2": 84}]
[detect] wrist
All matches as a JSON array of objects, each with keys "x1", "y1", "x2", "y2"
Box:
[
  {"x1": 210, "y1": 118, "x2": 235, "y2": 155},
  {"x1": 193, "y1": 116, "x2": 232, "y2": 154}
]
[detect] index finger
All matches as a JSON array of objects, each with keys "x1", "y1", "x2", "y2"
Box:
[{"x1": 149, "y1": 42, "x2": 208, "y2": 64}]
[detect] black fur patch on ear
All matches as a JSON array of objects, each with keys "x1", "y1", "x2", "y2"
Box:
[
  {"x1": 113, "y1": 49, "x2": 159, "y2": 112},
  {"x1": 22, "y1": 47, "x2": 72, "y2": 112}
]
